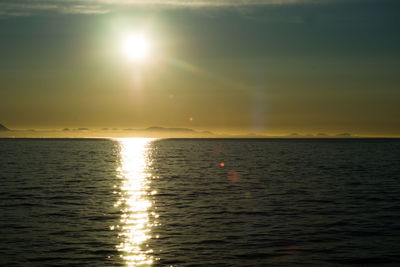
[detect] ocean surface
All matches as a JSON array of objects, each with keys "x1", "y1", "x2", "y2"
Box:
[{"x1": 0, "y1": 138, "x2": 400, "y2": 266}]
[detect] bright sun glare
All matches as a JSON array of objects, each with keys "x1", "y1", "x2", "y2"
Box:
[{"x1": 123, "y1": 35, "x2": 150, "y2": 61}]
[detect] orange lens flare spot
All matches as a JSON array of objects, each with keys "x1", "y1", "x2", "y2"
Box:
[
  {"x1": 220, "y1": 162, "x2": 225, "y2": 167},
  {"x1": 227, "y1": 171, "x2": 239, "y2": 183},
  {"x1": 189, "y1": 117, "x2": 193, "y2": 121}
]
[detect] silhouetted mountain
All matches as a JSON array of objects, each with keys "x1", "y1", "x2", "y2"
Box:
[
  {"x1": 145, "y1": 127, "x2": 195, "y2": 132},
  {"x1": 336, "y1": 132, "x2": 353, "y2": 137},
  {"x1": 0, "y1": 124, "x2": 10, "y2": 131}
]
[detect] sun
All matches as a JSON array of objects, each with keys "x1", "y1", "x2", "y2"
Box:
[{"x1": 123, "y1": 34, "x2": 150, "y2": 61}]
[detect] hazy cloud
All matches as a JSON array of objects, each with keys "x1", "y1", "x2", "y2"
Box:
[
  {"x1": 0, "y1": 0, "x2": 334, "y2": 17},
  {"x1": 0, "y1": 1, "x2": 108, "y2": 17}
]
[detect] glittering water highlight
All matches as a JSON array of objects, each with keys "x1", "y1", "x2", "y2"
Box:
[{"x1": 113, "y1": 138, "x2": 157, "y2": 266}]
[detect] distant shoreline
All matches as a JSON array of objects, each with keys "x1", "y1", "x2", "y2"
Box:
[{"x1": 1, "y1": 137, "x2": 399, "y2": 141}]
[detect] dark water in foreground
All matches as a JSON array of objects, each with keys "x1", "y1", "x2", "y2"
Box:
[{"x1": 0, "y1": 138, "x2": 400, "y2": 266}]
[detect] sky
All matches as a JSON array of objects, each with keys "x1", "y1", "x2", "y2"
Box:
[{"x1": 0, "y1": 0, "x2": 399, "y2": 136}]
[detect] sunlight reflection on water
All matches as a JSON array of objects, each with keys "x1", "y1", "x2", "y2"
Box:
[{"x1": 113, "y1": 138, "x2": 156, "y2": 266}]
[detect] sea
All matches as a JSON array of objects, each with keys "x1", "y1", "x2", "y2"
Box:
[{"x1": 0, "y1": 138, "x2": 399, "y2": 266}]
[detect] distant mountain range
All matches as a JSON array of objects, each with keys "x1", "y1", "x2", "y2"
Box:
[
  {"x1": 0, "y1": 124, "x2": 364, "y2": 138},
  {"x1": 145, "y1": 126, "x2": 195, "y2": 132},
  {"x1": 0, "y1": 124, "x2": 10, "y2": 131}
]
